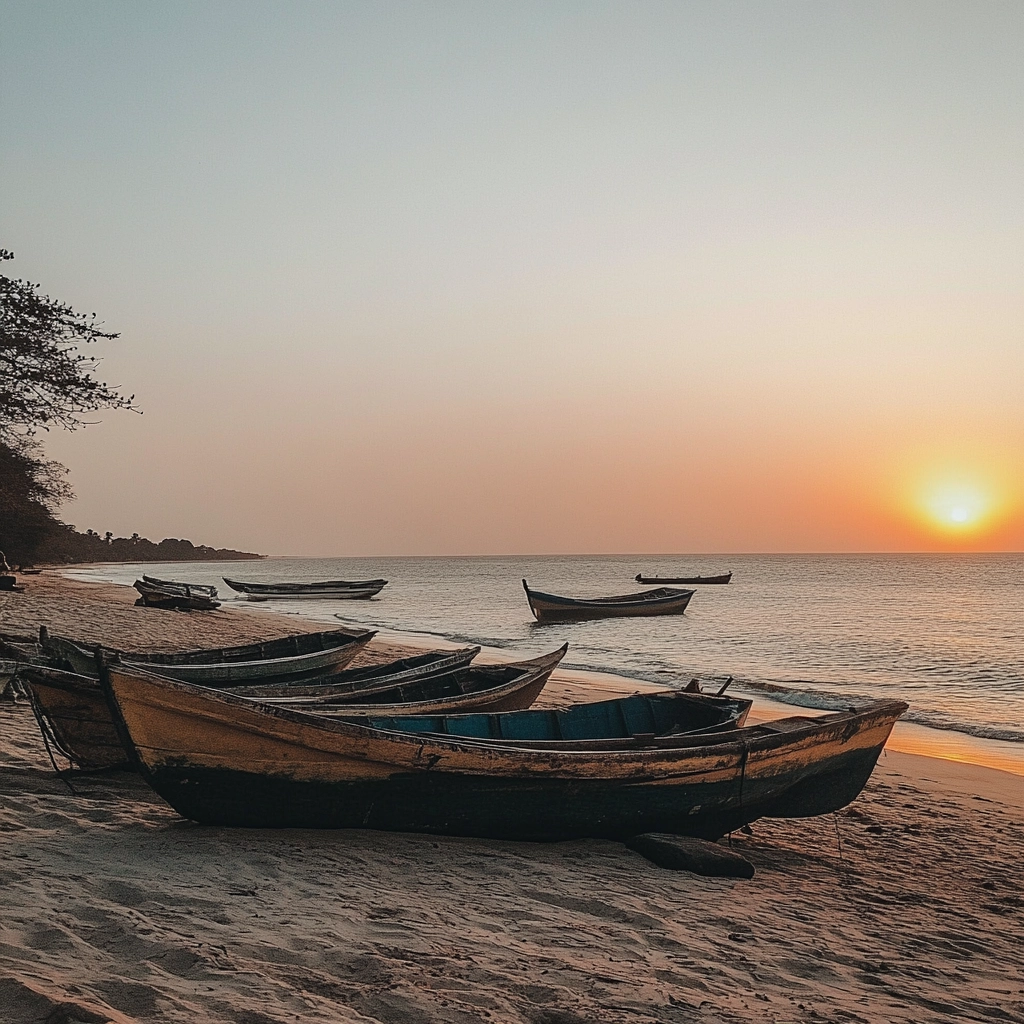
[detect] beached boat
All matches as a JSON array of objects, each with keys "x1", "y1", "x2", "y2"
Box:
[
  {"x1": 16, "y1": 645, "x2": 472, "y2": 769},
  {"x1": 635, "y1": 572, "x2": 732, "y2": 585},
  {"x1": 231, "y1": 646, "x2": 482, "y2": 699},
  {"x1": 1, "y1": 658, "x2": 23, "y2": 699},
  {"x1": 143, "y1": 575, "x2": 219, "y2": 598},
  {"x1": 42, "y1": 627, "x2": 376, "y2": 686},
  {"x1": 98, "y1": 664, "x2": 906, "y2": 838},
  {"x1": 223, "y1": 578, "x2": 388, "y2": 601},
  {"x1": 133, "y1": 579, "x2": 221, "y2": 611},
  {"x1": 522, "y1": 580, "x2": 694, "y2": 624},
  {"x1": 18, "y1": 665, "x2": 132, "y2": 769},
  {"x1": 281, "y1": 645, "x2": 569, "y2": 715}
]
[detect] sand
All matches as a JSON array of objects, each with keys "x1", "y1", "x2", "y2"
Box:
[{"x1": 1, "y1": 574, "x2": 1023, "y2": 1024}]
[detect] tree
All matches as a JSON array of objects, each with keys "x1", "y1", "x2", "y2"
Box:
[
  {"x1": 0, "y1": 248, "x2": 132, "y2": 563},
  {"x1": 0, "y1": 437, "x2": 72, "y2": 563},
  {"x1": 0, "y1": 248, "x2": 134, "y2": 444}
]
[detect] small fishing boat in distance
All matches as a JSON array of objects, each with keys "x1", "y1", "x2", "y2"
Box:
[
  {"x1": 523, "y1": 579, "x2": 694, "y2": 624},
  {"x1": 143, "y1": 575, "x2": 218, "y2": 598},
  {"x1": 133, "y1": 579, "x2": 221, "y2": 611},
  {"x1": 223, "y1": 577, "x2": 388, "y2": 601},
  {"x1": 635, "y1": 571, "x2": 732, "y2": 585}
]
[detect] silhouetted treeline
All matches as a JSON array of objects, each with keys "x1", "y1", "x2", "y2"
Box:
[
  {"x1": 1, "y1": 440, "x2": 261, "y2": 566},
  {"x1": 33, "y1": 524, "x2": 263, "y2": 565}
]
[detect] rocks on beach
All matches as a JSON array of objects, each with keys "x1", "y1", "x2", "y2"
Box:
[{"x1": 625, "y1": 833, "x2": 756, "y2": 878}]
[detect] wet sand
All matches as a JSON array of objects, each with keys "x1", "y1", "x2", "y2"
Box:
[{"x1": 1, "y1": 574, "x2": 1022, "y2": 1023}]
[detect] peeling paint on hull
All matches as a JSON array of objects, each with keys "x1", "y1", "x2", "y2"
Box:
[
  {"x1": 101, "y1": 664, "x2": 906, "y2": 840},
  {"x1": 147, "y1": 743, "x2": 888, "y2": 840}
]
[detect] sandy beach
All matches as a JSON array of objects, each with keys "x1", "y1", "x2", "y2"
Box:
[{"x1": 1, "y1": 575, "x2": 1022, "y2": 1024}]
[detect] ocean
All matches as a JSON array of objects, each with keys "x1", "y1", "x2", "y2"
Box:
[{"x1": 67, "y1": 552, "x2": 1023, "y2": 751}]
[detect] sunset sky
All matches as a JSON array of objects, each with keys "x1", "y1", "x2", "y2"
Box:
[{"x1": 3, "y1": 1, "x2": 1022, "y2": 555}]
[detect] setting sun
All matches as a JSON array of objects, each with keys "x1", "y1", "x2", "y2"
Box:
[
  {"x1": 920, "y1": 479, "x2": 994, "y2": 534},
  {"x1": 884, "y1": 446, "x2": 1022, "y2": 549}
]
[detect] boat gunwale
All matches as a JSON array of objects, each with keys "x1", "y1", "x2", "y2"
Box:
[
  {"x1": 46, "y1": 628, "x2": 376, "y2": 675},
  {"x1": 305, "y1": 644, "x2": 569, "y2": 714},
  {"x1": 234, "y1": 646, "x2": 483, "y2": 700},
  {"x1": 101, "y1": 661, "x2": 907, "y2": 775}
]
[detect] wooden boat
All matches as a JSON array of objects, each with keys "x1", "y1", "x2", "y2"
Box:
[
  {"x1": 143, "y1": 575, "x2": 219, "y2": 598},
  {"x1": 223, "y1": 577, "x2": 388, "y2": 601},
  {"x1": 635, "y1": 572, "x2": 732, "y2": 585},
  {"x1": 281, "y1": 645, "x2": 569, "y2": 715},
  {"x1": 133, "y1": 579, "x2": 221, "y2": 611},
  {"x1": 342, "y1": 688, "x2": 751, "y2": 744},
  {"x1": 232, "y1": 646, "x2": 483, "y2": 699},
  {"x1": 0, "y1": 631, "x2": 46, "y2": 662},
  {"x1": 523, "y1": 579, "x2": 694, "y2": 624},
  {"x1": 98, "y1": 663, "x2": 907, "y2": 839},
  {"x1": 16, "y1": 646, "x2": 475, "y2": 769},
  {"x1": 1, "y1": 658, "x2": 23, "y2": 699},
  {"x1": 42, "y1": 627, "x2": 376, "y2": 686},
  {"x1": 18, "y1": 665, "x2": 132, "y2": 769}
]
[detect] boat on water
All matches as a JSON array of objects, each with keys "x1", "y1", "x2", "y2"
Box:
[
  {"x1": 523, "y1": 579, "x2": 694, "y2": 624},
  {"x1": 133, "y1": 579, "x2": 221, "y2": 611},
  {"x1": 41, "y1": 627, "x2": 376, "y2": 686},
  {"x1": 223, "y1": 577, "x2": 388, "y2": 601},
  {"x1": 142, "y1": 575, "x2": 219, "y2": 598},
  {"x1": 635, "y1": 572, "x2": 732, "y2": 585},
  {"x1": 97, "y1": 662, "x2": 906, "y2": 839}
]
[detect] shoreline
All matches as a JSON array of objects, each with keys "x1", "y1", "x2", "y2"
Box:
[
  {"x1": 41, "y1": 567, "x2": 1024, "y2": 778},
  {"x1": 2, "y1": 570, "x2": 1023, "y2": 1023}
]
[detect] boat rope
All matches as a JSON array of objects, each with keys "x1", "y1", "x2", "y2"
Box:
[
  {"x1": 833, "y1": 812, "x2": 846, "y2": 873},
  {"x1": 737, "y1": 739, "x2": 749, "y2": 809},
  {"x1": 27, "y1": 691, "x2": 78, "y2": 796}
]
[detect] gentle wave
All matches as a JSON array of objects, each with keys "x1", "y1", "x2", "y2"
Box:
[{"x1": 335, "y1": 613, "x2": 1024, "y2": 744}]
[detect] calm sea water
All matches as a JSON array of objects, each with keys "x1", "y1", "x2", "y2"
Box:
[{"x1": 68, "y1": 553, "x2": 1024, "y2": 745}]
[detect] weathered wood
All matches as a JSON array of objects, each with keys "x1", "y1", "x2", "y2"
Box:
[
  {"x1": 42, "y1": 628, "x2": 375, "y2": 685},
  {"x1": 273, "y1": 645, "x2": 569, "y2": 715},
  {"x1": 625, "y1": 833, "x2": 755, "y2": 878},
  {"x1": 142, "y1": 575, "x2": 219, "y2": 598},
  {"x1": 133, "y1": 579, "x2": 221, "y2": 611},
  {"x1": 98, "y1": 663, "x2": 908, "y2": 839}
]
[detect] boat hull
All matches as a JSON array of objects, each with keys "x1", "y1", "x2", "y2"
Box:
[
  {"x1": 238, "y1": 587, "x2": 384, "y2": 601},
  {"x1": 45, "y1": 629, "x2": 375, "y2": 685},
  {"x1": 523, "y1": 581, "x2": 694, "y2": 624},
  {"x1": 223, "y1": 578, "x2": 388, "y2": 600},
  {"x1": 635, "y1": 573, "x2": 732, "y2": 585},
  {"x1": 22, "y1": 668, "x2": 130, "y2": 770},
  {"x1": 143, "y1": 741, "x2": 887, "y2": 839},
  {"x1": 102, "y1": 666, "x2": 906, "y2": 840}
]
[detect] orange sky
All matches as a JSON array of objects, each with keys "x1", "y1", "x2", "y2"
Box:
[{"x1": 5, "y1": 3, "x2": 1022, "y2": 555}]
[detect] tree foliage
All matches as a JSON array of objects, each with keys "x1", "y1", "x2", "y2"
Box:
[
  {"x1": 0, "y1": 438, "x2": 73, "y2": 563},
  {"x1": 0, "y1": 247, "x2": 132, "y2": 564},
  {"x1": 0, "y1": 248, "x2": 134, "y2": 442}
]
